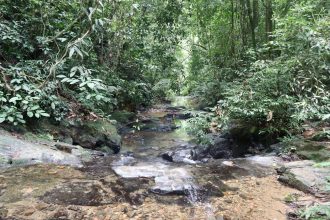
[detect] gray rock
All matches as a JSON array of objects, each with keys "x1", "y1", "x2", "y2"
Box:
[
  {"x1": 0, "y1": 129, "x2": 93, "y2": 168},
  {"x1": 161, "y1": 148, "x2": 196, "y2": 163},
  {"x1": 112, "y1": 162, "x2": 197, "y2": 196},
  {"x1": 206, "y1": 135, "x2": 233, "y2": 159},
  {"x1": 68, "y1": 119, "x2": 121, "y2": 154},
  {"x1": 278, "y1": 160, "x2": 330, "y2": 195}
]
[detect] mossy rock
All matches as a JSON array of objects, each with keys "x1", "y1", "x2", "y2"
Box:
[
  {"x1": 278, "y1": 170, "x2": 313, "y2": 193},
  {"x1": 290, "y1": 140, "x2": 330, "y2": 162},
  {"x1": 69, "y1": 119, "x2": 121, "y2": 154},
  {"x1": 311, "y1": 130, "x2": 330, "y2": 142},
  {"x1": 297, "y1": 149, "x2": 330, "y2": 162},
  {"x1": 109, "y1": 111, "x2": 136, "y2": 124}
]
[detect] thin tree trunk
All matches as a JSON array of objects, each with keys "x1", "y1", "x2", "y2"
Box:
[
  {"x1": 230, "y1": 0, "x2": 235, "y2": 56},
  {"x1": 239, "y1": 0, "x2": 247, "y2": 47},
  {"x1": 265, "y1": 0, "x2": 273, "y2": 42},
  {"x1": 246, "y1": 0, "x2": 257, "y2": 49}
]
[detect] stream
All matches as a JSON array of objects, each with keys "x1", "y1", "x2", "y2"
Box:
[{"x1": 0, "y1": 97, "x2": 301, "y2": 220}]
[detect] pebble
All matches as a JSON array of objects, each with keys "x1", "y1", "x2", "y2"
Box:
[{"x1": 23, "y1": 208, "x2": 35, "y2": 216}]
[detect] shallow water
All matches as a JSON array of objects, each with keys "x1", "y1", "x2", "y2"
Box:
[{"x1": 0, "y1": 96, "x2": 300, "y2": 220}]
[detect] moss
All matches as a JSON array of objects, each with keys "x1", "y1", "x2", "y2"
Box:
[
  {"x1": 284, "y1": 193, "x2": 299, "y2": 203},
  {"x1": 23, "y1": 132, "x2": 54, "y2": 142},
  {"x1": 311, "y1": 130, "x2": 330, "y2": 141},
  {"x1": 278, "y1": 172, "x2": 312, "y2": 193},
  {"x1": 290, "y1": 141, "x2": 330, "y2": 162},
  {"x1": 314, "y1": 161, "x2": 330, "y2": 168},
  {"x1": 297, "y1": 149, "x2": 330, "y2": 162},
  {"x1": 84, "y1": 120, "x2": 121, "y2": 145}
]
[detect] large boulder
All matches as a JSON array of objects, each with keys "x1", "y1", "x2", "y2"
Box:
[
  {"x1": 67, "y1": 119, "x2": 121, "y2": 154},
  {"x1": 206, "y1": 134, "x2": 234, "y2": 159},
  {"x1": 0, "y1": 129, "x2": 92, "y2": 168},
  {"x1": 277, "y1": 160, "x2": 330, "y2": 195},
  {"x1": 14, "y1": 117, "x2": 122, "y2": 154}
]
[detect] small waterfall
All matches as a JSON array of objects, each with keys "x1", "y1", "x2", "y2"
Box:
[
  {"x1": 185, "y1": 183, "x2": 199, "y2": 204},
  {"x1": 185, "y1": 183, "x2": 217, "y2": 219}
]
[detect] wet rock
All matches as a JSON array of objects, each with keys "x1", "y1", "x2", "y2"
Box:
[
  {"x1": 205, "y1": 135, "x2": 234, "y2": 159},
  {"x1": 166, "y1": 106, "x2": 186, "y2": 111},
  {"x1": 112, "y1": 162, "x2": 197, "y2": 196},
  {"x1": 151, "y1": 170, "x2": 196, "y2": 196},
  {"x1": 288, "y1": 140, "x2": 330, "y2": 162},
  {"x1": 278, "y1": 160, "x2": 330, "y2": 195},
  {"x1": 54, "y1": 143, "x2": 78, "y2": 153},
  {"x1": 246, "y1": 155, "x2": 281, "y2": 167},
  {"x1": 42, "y1": 181, "x2": 114, "y2": 206},
  {"x1": 69, "y1": 119, "x2": 121, "y2": 154},
  {"x1": 23, "y1": 208, "x2": 35, "y2": 216},
  {"x1": 161, "y1": 148, "x2": 197, "y2": 164},
  {"x1": 141, "y1": 122, "x2": 179, "y2": 132},
  {"x1": 109, "y1": 111, "x2": 136, "y2": 124},
  {"x1": 165, "y1": 112, "x2": 192, "y2": 120},
  {"x1": 0, "y1": 129, "x2": 92, "y2": 168},
  {"x1": 112, "y1": 155, "x2": 136, "y2": 166}
]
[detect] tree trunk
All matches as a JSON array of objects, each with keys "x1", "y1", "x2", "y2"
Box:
[
  {"x1": 230, "y1": 0, "x2": 235, "y2": 55},
  {"x1": 246, "y1": 0, "x2": 258, "y2": 49},
  {"x1": 239, "y1": 0, "x2": 248, "y2": 47},
  {"x1": 265, "y1": 0, "x2": 273, "y2": 42}
]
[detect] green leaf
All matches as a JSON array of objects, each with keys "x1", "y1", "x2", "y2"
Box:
[
  {"x1": 79, "y1": 82, "x2": 87, "y2": 87},
  {"x1": 57, "y1": 38, "x2": 67, "y2": 42},
  {"x1": 87, "y1": 82, "x2": 95, "y2": 89},
  {"x1": 27, "y1": 112, "x2": 34, "y2": 117},
  {"x1": 0, "y1": 117, "x2": 6, "y2": 123},
  {"x1": 31, "y1": 105, "x2": 40, "y2": 111},
  {"x1": 9, "y1": 97, "x2": 18, "y2": 103},
  {"x1": 69, "y1": 47, "x2": 75, "y2": 58},
  {"x1": 75, "y1": 48, "x2": 83, "y2": 58},
  {"x1": 40, "y1": 112, "x2": 50, "y2": 117},
  {"x1": 7, "y1": 116, "x2": 14, "y2": 122}
]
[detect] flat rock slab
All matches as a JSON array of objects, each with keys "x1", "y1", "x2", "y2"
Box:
[
  {"x1": 279, "y1": 160, "x2": 330, "y2": 195},
  {"x1": 0, "y1": 129, "x2": 92, "y2": 168},
  {"x1": 246, "y1": 155, "x2": 282, "y2": 167},
  {"x1": 112, "y1": 162, "x2": 196, "y2": 195}
]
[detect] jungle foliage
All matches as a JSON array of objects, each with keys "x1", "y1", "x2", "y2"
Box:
[
  {"x1": 1, "y1": 0, "x2": 329, "y2": 139},
  {"x1": 0, "y1": 0, "x2": 184, "y2": 124},
  {"x1": 184, "y1": 0, "x2": 330, "y2": 136}
]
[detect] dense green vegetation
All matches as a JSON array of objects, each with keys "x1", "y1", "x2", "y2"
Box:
[
  {"x1": 1, "y1": 0, "x2": 329, "y2": 139},
  {"x1": 184, "y1": 0, "x2": 330, "y2": 137},
  {"x1": 0, "y1": 0, "x2": 184, "y2": 124}
]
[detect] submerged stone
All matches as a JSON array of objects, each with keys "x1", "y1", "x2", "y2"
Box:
[{"x1": 112, "y1": 162, "x2": 197, "y2": 195}]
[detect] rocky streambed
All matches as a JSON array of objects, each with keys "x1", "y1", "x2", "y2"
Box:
[{"x1": 0, "y1": 96, "x2": 329, "y2": 220}]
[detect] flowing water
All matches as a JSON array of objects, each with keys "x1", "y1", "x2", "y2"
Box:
[{"x1": 0, "y1": 96, "x2": 301, "y2": 220}]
